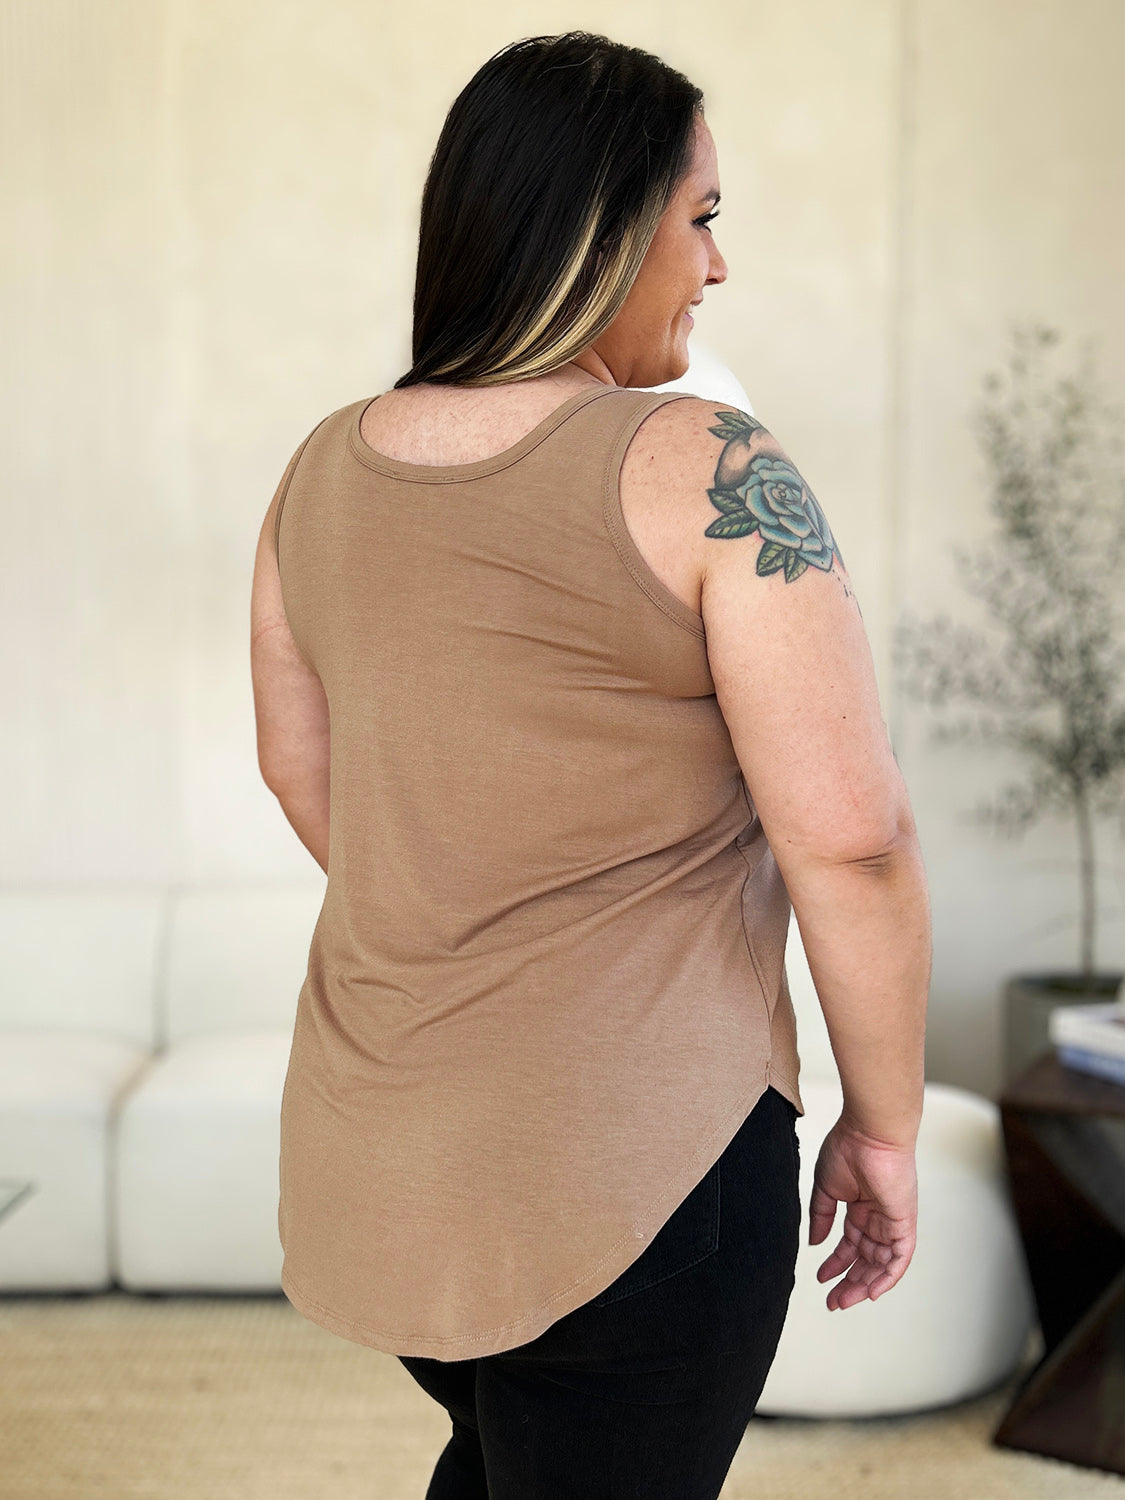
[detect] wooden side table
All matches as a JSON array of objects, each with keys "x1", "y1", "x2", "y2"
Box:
[{"x1": 992, "y1": 1052, "x2": 1125, "y2": 1477}]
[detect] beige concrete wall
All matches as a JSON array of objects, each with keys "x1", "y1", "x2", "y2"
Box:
[{"x1": 3, "y1": 0, "x2": 1122, "y2": 1098}]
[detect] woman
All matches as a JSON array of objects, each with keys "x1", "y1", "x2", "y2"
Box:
[{"x1": 250, "y1": 30, "x2": 930, "y2": 1500}]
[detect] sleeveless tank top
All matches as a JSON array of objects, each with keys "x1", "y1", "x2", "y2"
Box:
[{"x1": 274, "y1": 383, "x2": 804, "y2": 1361}]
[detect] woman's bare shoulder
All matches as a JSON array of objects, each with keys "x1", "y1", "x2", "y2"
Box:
[{"x1": 617, "y1": 395, "x2": 756, "y2": 618}]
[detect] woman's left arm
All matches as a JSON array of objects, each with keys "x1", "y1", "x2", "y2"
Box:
[{"x1": 250, "y1": 485, "x2": 330, "y2": 875}]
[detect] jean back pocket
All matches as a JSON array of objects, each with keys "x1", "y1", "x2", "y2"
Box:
[{"x1": 590, "y1": 1156, "x2": 721, "y2": 1308}]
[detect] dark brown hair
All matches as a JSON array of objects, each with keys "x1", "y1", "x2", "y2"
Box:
[{"x1": 395, "y1": 32, "x2": 704, "y2": 388}]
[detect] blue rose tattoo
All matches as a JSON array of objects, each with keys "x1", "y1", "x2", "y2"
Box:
[{"x1": 703, "y1": 409, "x2": 845, "y2": 583}]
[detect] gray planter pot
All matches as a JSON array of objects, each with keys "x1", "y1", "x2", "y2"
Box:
[{"x1": 1002, "y1": 971, "x2": 1125, "y2": 1086}]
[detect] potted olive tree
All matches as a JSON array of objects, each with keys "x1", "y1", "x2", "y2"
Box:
[{"x1": 893, "y1": 323, "x2": 1125, "y2": 1082}]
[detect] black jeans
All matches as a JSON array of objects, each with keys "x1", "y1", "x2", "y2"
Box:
[{"x1": 398, "y1": 1083, "x2": 801, "y2": 1500}]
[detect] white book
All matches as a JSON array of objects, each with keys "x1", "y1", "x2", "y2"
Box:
[{"x1": 1049, "y1": 1001, "x2": 1125, "y2": 1061}]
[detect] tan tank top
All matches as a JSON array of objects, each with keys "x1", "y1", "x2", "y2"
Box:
[{"x1": 274, "y1": 383, "x2": 803, "y2": 1361}]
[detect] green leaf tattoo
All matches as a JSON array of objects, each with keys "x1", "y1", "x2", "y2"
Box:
[{"x1": 704, "y1": 409, "x2": 844, "y2": 581}]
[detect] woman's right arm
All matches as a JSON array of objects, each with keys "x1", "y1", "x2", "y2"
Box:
[{"x1": 659, "y1": 397, "x2": 931, "y2": 1309}]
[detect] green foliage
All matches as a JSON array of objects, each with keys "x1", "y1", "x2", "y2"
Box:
[{"x1": 893, "y1": 323, "x2": 1125, "y2": 974}]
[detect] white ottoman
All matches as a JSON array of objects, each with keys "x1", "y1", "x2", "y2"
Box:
[
  {"x1": 759, "y1": 1075, "x2": 1035, "y2": 1415},
  {"x1": 756, "y1": 913, "x2": 1036, "y2": 1416}
]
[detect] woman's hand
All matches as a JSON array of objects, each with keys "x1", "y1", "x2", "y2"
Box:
[{"x1": 807, "y1": 1116, "x2": 918, "y2": 1311}]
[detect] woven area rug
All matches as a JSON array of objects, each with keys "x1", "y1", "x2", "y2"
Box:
[{"x1": 2, "y1": 1290, "x2": 1120, "y2": 1499}]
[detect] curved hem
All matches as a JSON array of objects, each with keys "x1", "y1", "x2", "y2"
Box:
[
  {"x1": 766, "y1": 1060, "x2": 804, "y2": 1116},
  {"x1": 279, "y1": 1067, "x2": 774, "y2": 1361}
]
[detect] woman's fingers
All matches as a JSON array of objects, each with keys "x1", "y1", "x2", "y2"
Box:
[
  {"x1": 806, "y1": 1119, "x2": 919, "y2": 1310},
  {"x1": 827, "y1": 1252, "x2": 883, "y2": 1310},
  {"x1": 815, "y1": 1241, "x2": 856, "y2": 1280},
  {"x1": 817, "y1": 1219, "x2": 909, "y2": 1309},
  {"x1": 807, "y1": 1180, "x2": 839, "y2": 1245},
  {"x1": 814, "y1": 1216, "x2": 869, "y2": 1280},
  {"x1": 833, "y1": 1248, "x2": 913, "y2": 1310}
]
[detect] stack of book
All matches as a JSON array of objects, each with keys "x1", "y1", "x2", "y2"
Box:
[{"x1": 1049, "y1": 995, "x2": 1125, "y2": 1086}]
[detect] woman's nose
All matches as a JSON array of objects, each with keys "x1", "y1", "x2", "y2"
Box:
[{"x1": 707, "y1": 249, "x2": 728, "y2": 286}]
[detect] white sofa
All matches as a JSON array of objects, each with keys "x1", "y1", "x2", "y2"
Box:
[
  {"x1": 0, "y1": 886, "x2": 317, "y2": 1291},
  {"x1": 0, "y1": 885, "x2": 1033, "y2": 1418}
]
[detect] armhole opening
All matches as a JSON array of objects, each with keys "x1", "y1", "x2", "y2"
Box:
[{"x1": 601, "y1": 394, "x2": 707, "y2": 640}]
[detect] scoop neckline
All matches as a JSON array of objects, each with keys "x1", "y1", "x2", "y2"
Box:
[{"x1": 346, "y1": 383, "x2": 624, "y2": 482}]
